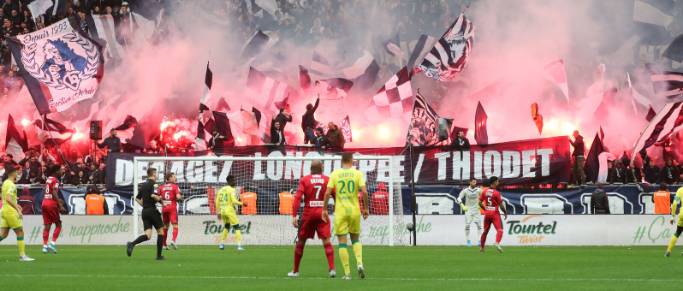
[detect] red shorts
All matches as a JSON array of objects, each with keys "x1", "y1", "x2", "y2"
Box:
[
  {"x1": 41, "y1": 203, "x2": 61, "y2": 225},
  {"x1": 298, "y1": 217, "x2": 331, "y2": 240},
  {"x1": 162, "y1": 208, "x2": 178, "y2": 224},
  {"x1": 483, "y1": 213, "x2": 503, "y2": 232}
]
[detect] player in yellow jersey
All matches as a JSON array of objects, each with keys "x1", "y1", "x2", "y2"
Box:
[
  {"x1": 216, "y1": 175, "x2": 248, "y2": 251},
  {"x1": 665, "y1": 186, "x2": 683, "y2": 257},
  {"x1": 0, "y1": 166, "x2": 34, "y2": 261},
  {"x1": 322, "y1": 152, "x2": 369, "y2": 280}
]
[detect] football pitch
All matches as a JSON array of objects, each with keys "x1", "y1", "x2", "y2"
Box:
[{"x1": 0, "y1": 245, "x2": 678, "y2": 290}]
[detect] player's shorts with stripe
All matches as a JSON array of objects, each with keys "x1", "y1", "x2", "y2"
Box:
[
  {"x1": 465, "y1": 210, "x2": 482, "y2": 226},
  {"x1": 162, "y1": 208, "x2": 178, "y2": 224},
  {"x1": 221, "y1": 212, "x2": 239, "y2": 226},
  {"x1": 334, "y1": 214, "x2": 361, "y2": 236},
  {"x1": 41, "y1": 203, "x2": 61, "y2": 225},
  {"x1": 299, "y1": 217, "x2": 331, "y2": 240},
  {"x1": 0, "y1": 209, "x2": 22, "y2": 229},
  {"x1": 483, "y1": 213, "x2": 503, "y2": 232},
  {"x1": 141, "y1": 207, "x2": 163, "y2": 230}
]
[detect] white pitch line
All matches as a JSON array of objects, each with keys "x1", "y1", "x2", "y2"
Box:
[{"x1": 2, "y1": 274, "x2": 680, "y2": 282}]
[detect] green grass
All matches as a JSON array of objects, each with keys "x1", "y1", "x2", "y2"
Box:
[{"x1": 0, "y1": 244, "x2": 680, "y2": 290}]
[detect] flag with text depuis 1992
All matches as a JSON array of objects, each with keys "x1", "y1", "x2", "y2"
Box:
[{"x1": 7, "y1": 18, "x2": 104, "y2": 115}]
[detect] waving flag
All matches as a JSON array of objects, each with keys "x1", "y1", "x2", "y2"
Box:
[
  {"x1": 4, "y1": 115, "x2": 28, "y2": 163},
  {"x1": 7, "y1": 18, "x2": 104, "y2": 115},
  {"x1": 85, "y1": 14, "x2": 126, "y2": 61},
  {"x1": 627, "y1": 72, "x2": 651, "y2": 117},
  {"x1": 247, "y1": 67, "x2": 300, "y2": 114},
  {"x1": 216, "y1": 97, "x2": 231, "y2": 112},
  {"x1": 299, "y1": 65, "x2": 313, "y2": 93},
  {"x1": 474, "y1": 101, "x2": 488, "y2": 145},
  {"x1": 543, "y1": 60, "x2": 570, "y2": 103},
  {"x1": 651, "y1": 72, "x2": 683, "y2": 100},
  {"x1": 310, "y1": 51, "x2": 335, "y2": 80},
  {"x1": 26, "y1": 0, "x2": 58, "y2": 20},
  {"x1": 585, "y1": 132, "x2": 606, "y2": 183},
  {"x1": 106, "y1": 115, "x2": 137, "y2": 143},
  {"x1": 342, "y1": 50, "x2": 379, "y2": 90},
  {"x1": 212, "y1": 111, "x2": 236, "y2": 148},
  {"x1": 646, "y1": 105, "x2": 657, "y2": 122},
  {"x1": 407, "y1": 92, "x2": 440, "y2": 146},
  {"x1": 33, "y1": 118, "x2": 74, "y2": 146},
  {"x1": 364, "y1": 67, "x2": 413, "y2": 122},
  {"x1": 195, "y1": 117, "x2": 207, "y2": 151},
  {"x1": 415, "y1": 12, "x2": 475, "y2": 82},
  {"x1": 240, "y1": 30, "x2": 278, "y2": 63},
  {"x1": 199, "y1": 62, "x2": 212, "y2": 111},
  {"x1": 632, "y1": 101, "x2": 683, "y2": 155},
  {"x1": 408, "y1": 34, "x2": 436, "y2": 70}
]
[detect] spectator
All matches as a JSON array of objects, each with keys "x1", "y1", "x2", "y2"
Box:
[
  {"x1": 301, "y1": 94, "x2": 320, "y2": 145},
  {"x1": 661, "y1": 158, "x2": 680, "y2": 185},
  {"x1": 568, "y1": 130, "x2": 586, "y2": 185},
  {"x1": 97, "y1": 129, "x2": 122, "y2": 153},
  {"x1": 451, "y1": 130, "x2": 470, "y2": 151},
  {"x1": 652, "y1": 183, "x2": 672, "y2": 214},
  {"x1": 35, "y1": 165, "x2": 47, "y2": 184},
  {"x1": 270, "y1": 120, "x2": 286, "y2": 145},
  {"x1": 87, "y1": 163, "x2": 97, "y2": 185},
  {"x1": 274, "y1": 108, "x2": 293, "y2": 132},
  {"x1": 208, "y1": 127, "x2": 229, "y2": 150},
  {"x1": 315, "y1": 127, "x2": 331, "y2": 150},
  {"x1": 610, "y1": 160, "x2": 628, "y2": 184},
  {"x1": 18, "y1": 187, "x2": 35, "y2": 215},
  {"x1": 3, "y1": 69, "x2": 17, "y2": 90},
  {"x1": 605, "y1": 161, "x2": 614, "y2": 184},
  {"x1": 370, "y1": 182, "x2": 389, "y2": 215},
  {"x1": 326, "y1": 122, "x2": 345, "y2": 148},
  {"x1": 309, "y1": 17, "x2": 324, "y2": 36},
  {"x1": 8, "y1": 9, "x2": 18, "y2": 26},
  {"x1": 84, "y1": 185, "x2": 109, "y2": 215},
  {"x1": 144, "y1": 140, "x2": 164, "y2": 154},
  {"x1": 644, "y1": 159, "x2": 661, "y2": 184},
  {"x1": 93, "y1": 163, "x2": 105, "y2": 186},
  {"x1": 590, "y1": 183, "x2": 610, "y2": 214},
  {"x1": 17, "y1": 161, "x2": 31, "y2": 184},
  {"x1": 629, "y1": 162, "x2": 642, "y2": 183}
]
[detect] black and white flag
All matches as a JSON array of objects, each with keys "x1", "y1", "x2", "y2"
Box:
[
  {"x1": 240, "y1": 30, "x2": 279, "y2": 63},
  {"x1": 85, "y1": 14, "x2": 126, "y2": 61},
  {"x1": 632, "y1": 101, "x2": 683, "y2": 155},
  {"x1": 33, "y1": 117, "x2": 74, "y2": 146},
  {"x1": 408, "y1": 34, "x2": 436, "y2": 70},
  {"x1": 342, "y1": 50, "x2": 380, "y2": 90},
  {"x1": 415, "y1": 12, "x2": 475, "y2": 82},
  {"x1": 310, "y1": 51, "x2": 335, "y2": 80},
  {"x1": 364, "y1": 67, "x2": 413, "y2": 122},
  {"x1": 247, "y1": 67, "x2": 300, "y2": 114},
  {"x1": 199, "y1": 62, "x2": 212, "y2": 111},
  {"x1": 651, "y1": 72, "x2": 683, "y2": 100},
  {"x1": 106, "y1": 115, "x2": 138, "y2": 144},
  {"x1": 407, "y1": 92, "x2": 440, "y2": 146},
  {"x1": 4, "y1": 115, "x2": 28, "y2": 163},
  {"x1": 195, "y1": 117, "x2": 207, "y2": 151}
]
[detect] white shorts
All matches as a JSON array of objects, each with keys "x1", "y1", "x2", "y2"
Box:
[{"x1": 465, "y1": 211, "x2": 482, "y2": 227}]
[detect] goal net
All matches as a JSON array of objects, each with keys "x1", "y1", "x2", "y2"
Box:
[{"x1": 132, "y1": 154, "x2": 407, "y2": 246}]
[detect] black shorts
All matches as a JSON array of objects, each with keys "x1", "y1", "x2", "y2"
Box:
[{"x1": 142, "y1": 208, "x2": 163, "y2": 230}]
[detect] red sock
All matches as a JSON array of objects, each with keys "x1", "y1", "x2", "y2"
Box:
[
  {"x1": 163, "y1": 229, "x2": 168, "y2": 246},
  {"x1": 172, "y1": 227, "x2": 178, "y2": 242},
  {"x1": 52, "y1": 226, "x2": 61, "y2": 243},
  {"x1": 294, "y1": 243, "x2": 305, "y2": 272},
  {"x1": 43, "y1": 228, "x2": 49, "y2": 245},
  {"x1": 324, "y1": 243, "x2": 335, "y2": 271},
  {"x1": 496, "y1": 230, "x2": 503, "y2": 244},
  {"x1": 480, "y1": 232, "x2": 487, "y2": 248}
]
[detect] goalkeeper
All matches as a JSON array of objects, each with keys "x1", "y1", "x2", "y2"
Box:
[
  {"x1": 665, "y1": 187, "x2": 683, "y2": 257},
  {"x1": 457, "y1": 178, "x2": 483, "y2": 247},
  {"x1": 216, "y1": 175, "x2": 247, "y2": 251}
]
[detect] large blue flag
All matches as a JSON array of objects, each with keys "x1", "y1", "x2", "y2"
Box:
[{"x1": 7, "y1": 17, "x2": 104, "y2": 115}]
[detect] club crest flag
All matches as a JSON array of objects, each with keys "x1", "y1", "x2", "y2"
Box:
[{"x1": 7, "y1": 18, "x2": 104, "y2": 115}]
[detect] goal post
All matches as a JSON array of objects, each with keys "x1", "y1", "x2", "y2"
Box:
[{"x1": 132, "y1": 155, "x2": 406, "y2": 246}]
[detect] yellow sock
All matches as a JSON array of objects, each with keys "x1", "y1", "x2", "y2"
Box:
[
  {"x1": 235, "y1": 229, "x2": 242, "y2": 245},
  {"x1": 221, "y1": 228, "x2": 228, "y2": 242},
  {"x1": 17, "y1": 237, "x2": 25, "y2": 256},
  {"x1": 669, "y1": 234, "x2": 679, "y2": 252},
  {"x1": 352, "y1": 240, "x2": 363, "y2": 266},
  {"x1": 339, "y1": 244, "x2": 350, "y2": 275}
]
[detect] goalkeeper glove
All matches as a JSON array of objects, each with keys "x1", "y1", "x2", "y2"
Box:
[{"x1": 461, "y1": 205, "x2": 468, "y2": 212}]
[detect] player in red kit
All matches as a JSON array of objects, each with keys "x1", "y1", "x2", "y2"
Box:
[
  {"x1": 160, "y1": 173, "x2": 182, "y2": 250},
  {"x1": 288, "y1": 160, "x2": 336, "y2": 278},
  {"x1": 42, "y1": 165, "x2": 66, "y2": 254},
  {"x1": 478, "y1": 176, "x2": 507, "y2": 253}
]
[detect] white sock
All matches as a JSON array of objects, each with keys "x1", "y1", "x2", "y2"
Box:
[{"x1": 43, "y1": 245, "x2": 47, "y2": 248}]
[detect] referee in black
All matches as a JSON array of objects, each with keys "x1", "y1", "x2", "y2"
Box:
[{"x1": 127, "y1": 168, "x2": 167, "y2": 260}]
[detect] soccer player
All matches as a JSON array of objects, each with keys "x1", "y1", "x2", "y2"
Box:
[
  {"x1": 288, "y1": 160, "x2": 336, "y2": 278},
  {"x1": 458, "y1": 177, "x2": 483, "y2": 247},
  {"x1": 322, "y1": 152, "x2": 369, "y2": 280},
  {"x1": 216, "y1": 175, "x2": 247, "y2": 251},
  {"x1": 478, "y1": 176, "x2": 507, "y2": 253},
  {"x1": 664, "y1": 186, "x2": 683, "y2": 257},
  {"x1": 42, "y1": 165, "x2": 66, "y2": 254},
  {"x1": 127, "y1": 168, "x2": 167, "y2": 260},
  {"x1": 0, "y1": 166, "x2": 34, "y2": 261},
  {"x1": 160, "y1": 173, "x2": 182, "y2": 250}
]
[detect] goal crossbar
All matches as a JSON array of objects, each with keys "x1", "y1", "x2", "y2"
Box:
[{"x1": 132, "y1": 155, "x2": 399, "y2": 246}]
